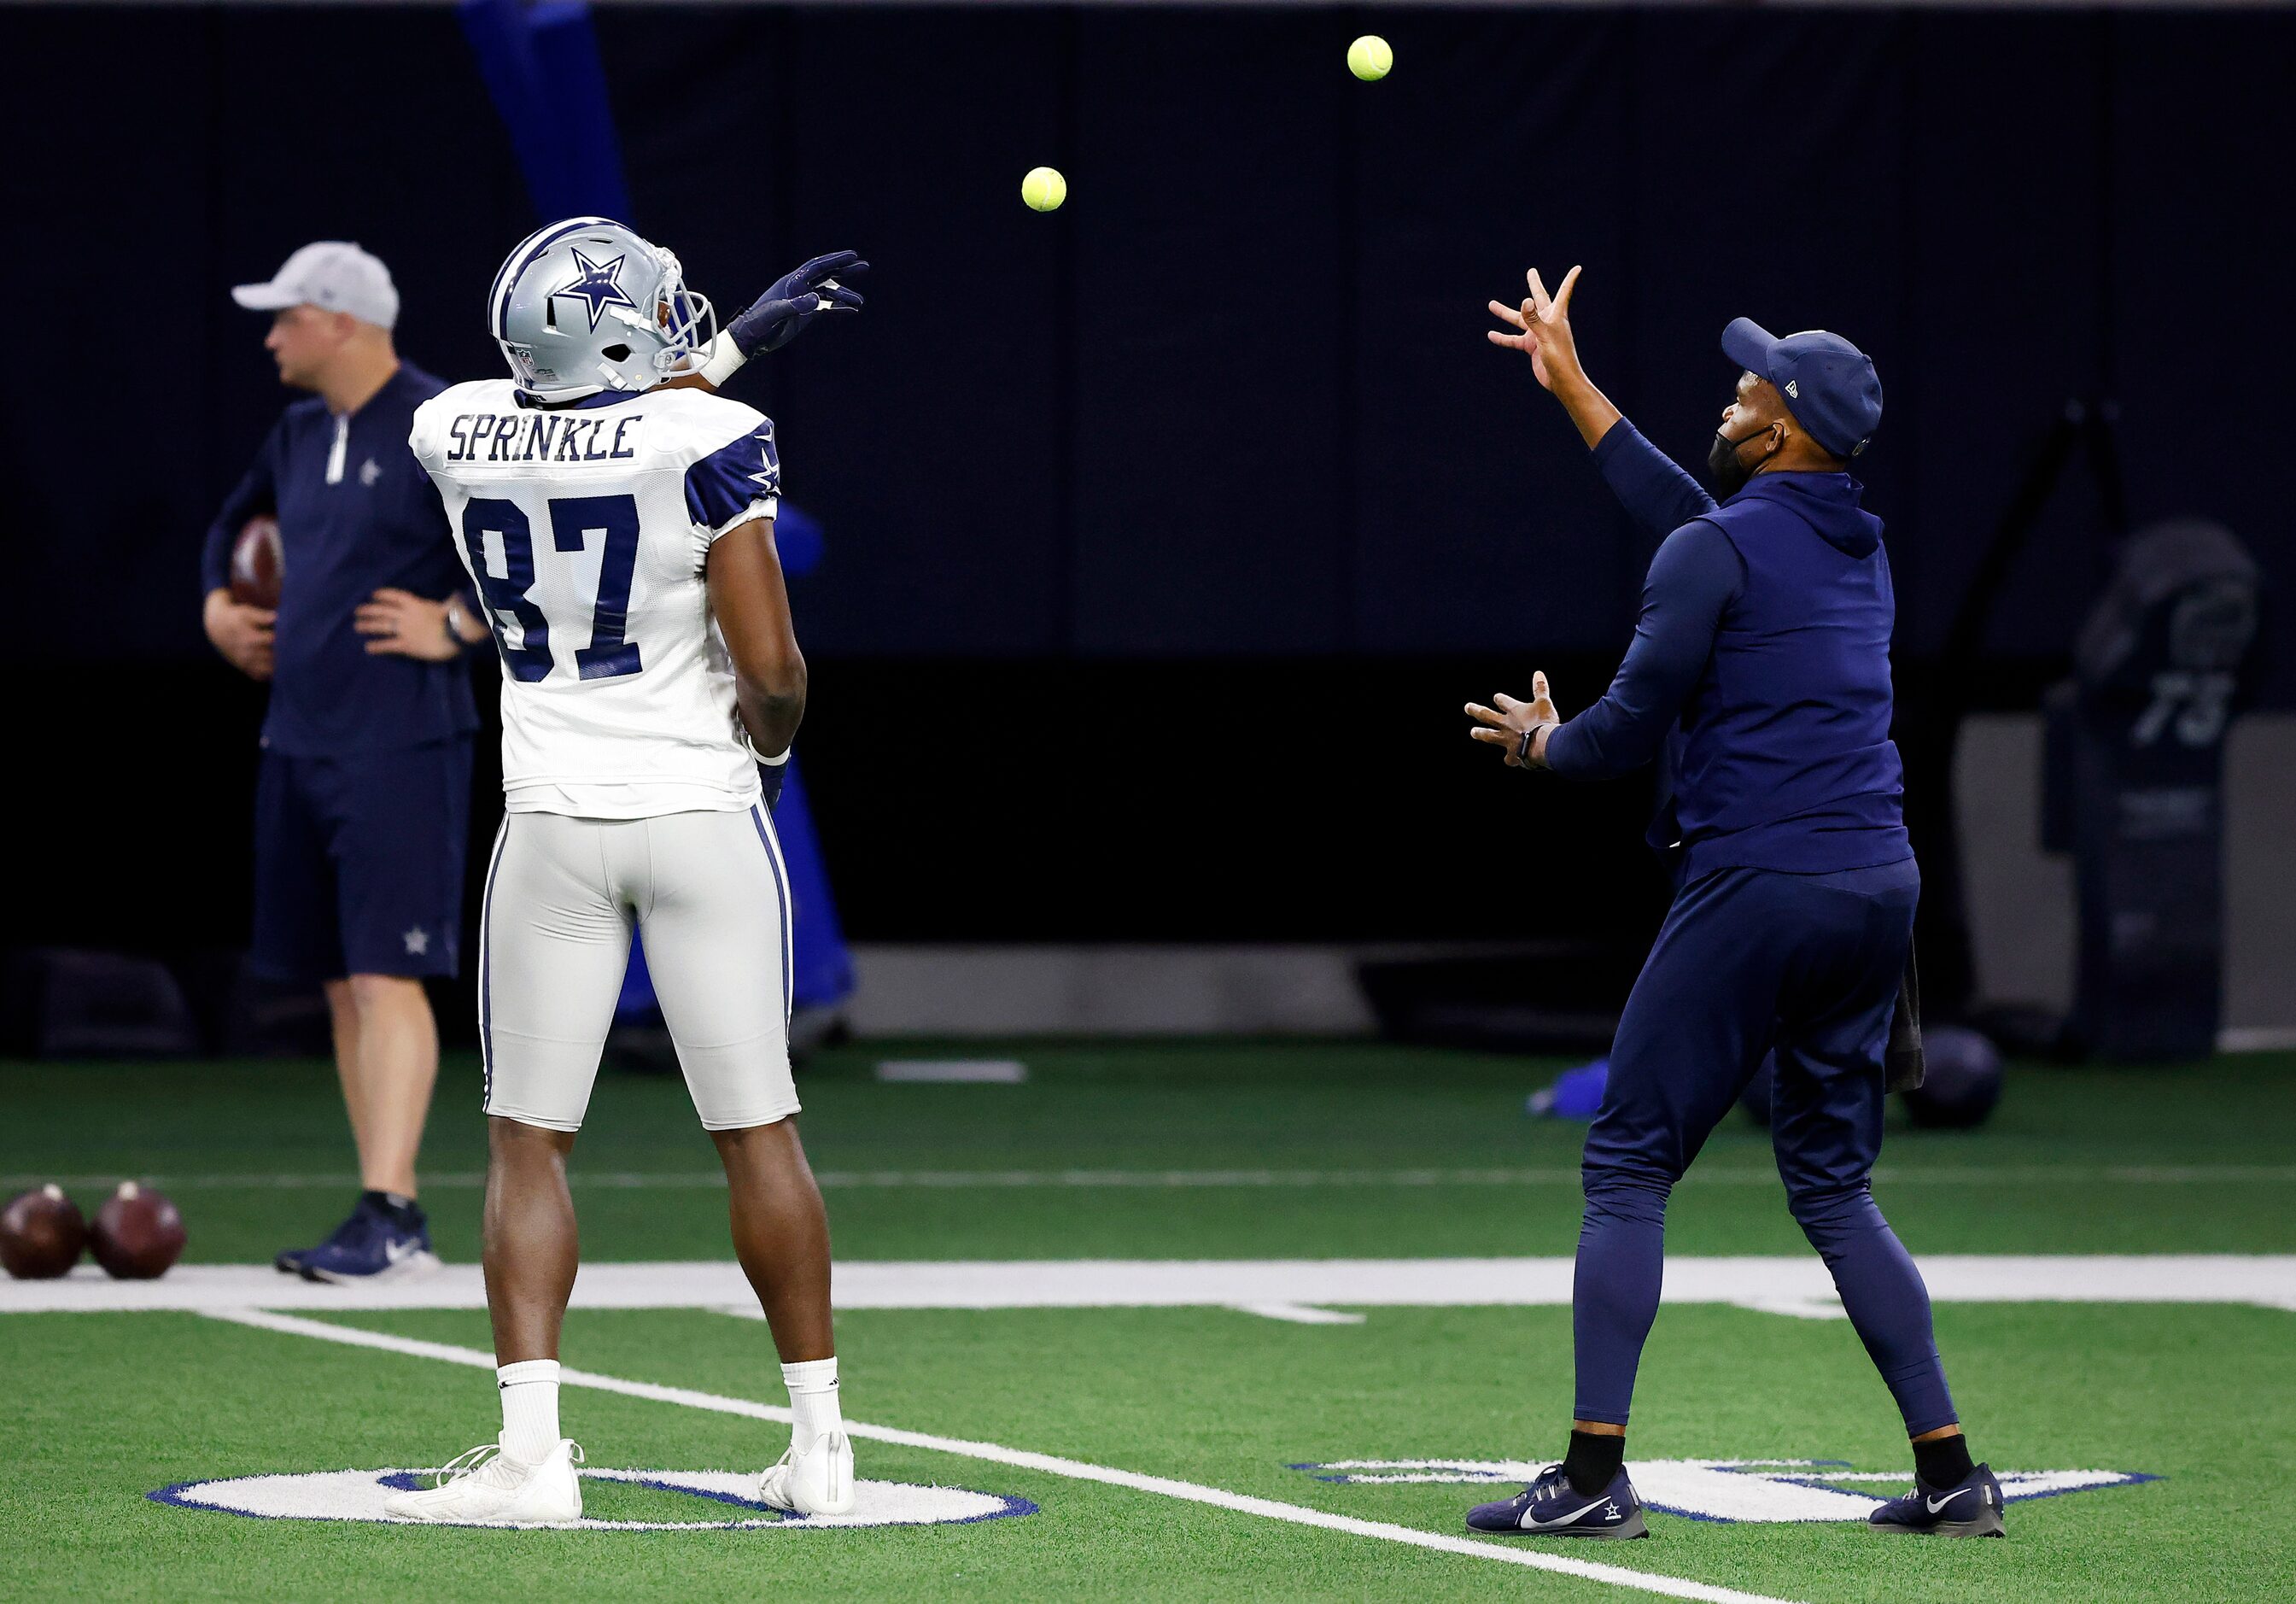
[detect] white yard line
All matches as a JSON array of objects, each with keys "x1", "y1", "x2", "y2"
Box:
[
  {"x1": 12, "y1": 1255, "x2": 2295, "y2": 1315},
  {"x1": 1230, "y1": 1302, "x2": 1369, "y2": 1326},
  {"x1": 198, "y1": 1306, "x2": 1802, "y2": 1604},
  {"x1": 9, "y1": 1164, "x2": 2293, "y2": 1191}
]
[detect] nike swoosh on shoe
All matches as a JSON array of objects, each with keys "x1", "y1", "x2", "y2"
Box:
[{"x1": 1522, "y1": 1497, "x2": 1611, "y2": 1529}]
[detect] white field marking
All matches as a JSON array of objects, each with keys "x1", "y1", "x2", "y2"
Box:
[
  {"x1": 717, "y1": 1299, "x2": 1367, "y2": 1327},
  {"x1": 873, "y1": 1059, "x2": 1029, "y2": 1083},
  {"x1": 198, "y1": 1307, "x2": 1799, "y2": 1604},
  {"x1": 11, "y1": 1255, "x2": 2296, "y2": 1316},
  {"x1": 156, "y1": 1466, "x2": 1027, "y2": 1531},
  {"x1": 10, "y1": 1163, "x2": 2294, "y2": 1191},
  {"x1": 1727, "y1": 1296, "x2": 1849, "y2": 1322},
  {"x1": 1296, "y1": 1461, "x2": 2153, "y2": 1524},
  {"x1": 1230, "y1": 1303, "x2": 1370, "y2": 1326}
]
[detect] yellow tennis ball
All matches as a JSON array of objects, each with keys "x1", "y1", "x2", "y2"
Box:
[
  {"x1": 1347, "y1": 34, "x2": 1392, "y2": 83},
  {"x1": 1021, "y1": 166, "x2": 1067, "y2": 213}
]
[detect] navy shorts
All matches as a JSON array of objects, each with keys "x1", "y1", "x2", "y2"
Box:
[{"x1": 249, "y1": 737, "x2": 474, "y2": 984}]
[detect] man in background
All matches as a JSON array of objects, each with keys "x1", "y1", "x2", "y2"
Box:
[{"x1": 202, "y1": 242, "x2": 488, "y2": 1282}]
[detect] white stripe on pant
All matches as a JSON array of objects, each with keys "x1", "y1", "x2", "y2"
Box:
[{"x1": 481, "y1": 808, "x2": 798, "y2": 1133}]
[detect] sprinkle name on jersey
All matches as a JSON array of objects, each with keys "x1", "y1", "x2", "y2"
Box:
[{"x1": 442, "y1": 411, "x2": 645, "y2": 465}]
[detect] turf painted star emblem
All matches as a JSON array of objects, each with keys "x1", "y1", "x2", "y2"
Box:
[{"x1": 552, "y1": 248, "x2": 637, "y2": 333}]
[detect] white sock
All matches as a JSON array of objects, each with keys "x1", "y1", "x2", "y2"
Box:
[
  {"x1": 497, "y1": 1360, "x2": 561, "y2": 1463},
  {"x1": 782, "y1": 1357, "x2": 842, "y2": 1455}
]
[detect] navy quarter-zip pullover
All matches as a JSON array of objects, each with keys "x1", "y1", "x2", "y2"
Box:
[
  {"x1": 1543, "y1": 420, "x2": 1910, "y2": 881},
  {"x1": 201, "y1": 363, "x2": 478, "y2": 755}
]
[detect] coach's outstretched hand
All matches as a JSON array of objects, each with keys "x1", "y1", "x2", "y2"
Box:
[
  {"x1": 1487, "y1": 266, "x2": 1624, "y2": 450},
  {"x1": 1487, "y1": 266, "x2": 1583, "y2": 391},
  {"x1": 729, "y1": 250, "x2": 871, "y2": 357},
  {"x1": 1466, "y1": 672, "x2": 1563, "y2": 770}
]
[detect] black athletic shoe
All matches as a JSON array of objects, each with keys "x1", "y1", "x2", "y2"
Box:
[
  {"x1": 1466, "y1": 1464, "x2": 1647, "y2": 1538},
  {"x1": 275, "y1": 1201, "x2": 368, "y2": 1275},
  {"x1": 1867, "y1": 1462, "x2": 2006, "y2": 1538},
  {"x1": 298, "y1": 1201, "x2": 440, "y2": 1283}
]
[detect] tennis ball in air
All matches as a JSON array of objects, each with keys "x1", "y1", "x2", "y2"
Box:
[
  {"x1": 1347, "y1": 35, "x2": 1393, "y2": 82},
  {"x1": 1022, "y1": 166, "x2": 1067, "y2": 213}
]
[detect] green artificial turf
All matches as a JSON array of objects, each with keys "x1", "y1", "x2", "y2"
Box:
[
  {"x1": 4, "y1": 1044, "x2": 2292, "y2": 1262},
  {"x1": 3, "y1": 1299, "x2": 2289, "y2": 1601},
  {"x1": 2, "y1": 1044, "x2": 2291, "y2": 1601}
]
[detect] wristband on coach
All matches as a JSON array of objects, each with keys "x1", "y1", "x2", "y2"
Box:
[{"x1": 444, "y1": 599, "x2": 486, "y2": 655}]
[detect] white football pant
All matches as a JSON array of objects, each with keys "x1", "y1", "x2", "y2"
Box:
[{"x1": 477, "y1": 805, "x2": 797, "y2": 1132}]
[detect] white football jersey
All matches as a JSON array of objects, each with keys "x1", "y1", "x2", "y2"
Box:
[{"x1": 410, "y1": 379, "x2": 780, "y2": 817}]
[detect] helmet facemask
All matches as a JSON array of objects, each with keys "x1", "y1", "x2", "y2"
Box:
[{"x1": 646, "y1": 248, "x2": 716, "y2": 382}]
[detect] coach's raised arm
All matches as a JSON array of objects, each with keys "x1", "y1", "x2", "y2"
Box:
[
  {"x1": 1488, "y1": 267, "x2": 1716, "y2": 545},
  {"x1": 1470, "y1": 267, "x2": 1889, "y2": 798}
]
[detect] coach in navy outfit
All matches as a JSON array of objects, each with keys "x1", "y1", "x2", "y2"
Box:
[
  {"x1": 1461, "y1": 267, "x2": 1999, "y2": 1539},
  {"x1": 202, "y1": 243, "x2": 490, "y2": 1280}
]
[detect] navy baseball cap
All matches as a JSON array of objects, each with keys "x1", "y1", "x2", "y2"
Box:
[{"x1": 1721, "y1": 318, "x2": 1882, "y2": 460}]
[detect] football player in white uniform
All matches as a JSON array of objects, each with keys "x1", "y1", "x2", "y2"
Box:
[{"x1": 383, "y1": 219, "x2": 865, "y2": 1525}]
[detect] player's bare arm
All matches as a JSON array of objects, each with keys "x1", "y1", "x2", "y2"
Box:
[
  {"x1": 658, "y1": 249, "x2": 869, "y2": 395},
  {"x1": 708, "y1": 516, "x2": 808, "y2": 759},
  {"x1": 1465, "y1": 671, "x2": 1563, "y2": 769},
  {"x1": 202, "y1": 587, "x2": 277, "y2": 681},
  {"x1": 355, "y1": 587, "x2": 488, "y2": 661},
  {"x1": 1487, "y1": 265, "x2": 1624, "y2": 450}
]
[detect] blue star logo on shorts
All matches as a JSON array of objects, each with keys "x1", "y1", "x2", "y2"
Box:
[{"x1": 552, "y1": 248, "x2": 637, "y2": 333}]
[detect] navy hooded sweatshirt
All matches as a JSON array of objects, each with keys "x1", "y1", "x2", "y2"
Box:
[{"x1": 1542, "y1": 420, "x2": 1911, "y2": 881}]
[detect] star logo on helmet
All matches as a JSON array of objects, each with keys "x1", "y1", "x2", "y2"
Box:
[{"x1": 551, "y1": 248, "x2": 637, "y2": 333}]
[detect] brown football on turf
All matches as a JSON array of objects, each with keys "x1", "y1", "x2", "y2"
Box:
[
  {"x1": 90, "y1": 1182, "x2": 185, "y2": 1279},
  {"x1": 230, "y1": 513, "x2": 283, "y2": 608},
  {"x1": 0, "y1": 1184, "x2": 87, "y2": 1279}
]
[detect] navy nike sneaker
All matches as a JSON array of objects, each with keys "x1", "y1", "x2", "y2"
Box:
[
  {"x1": 274, "y1": 1201, "x2": 371, "y2": 1276},
  {"x1": 296, "y1": 1198, "x2": 441, "y2": 1283},
  {"x1": 1867, "y1": 1462, "x2": 2006, "y2": 1538},
  {"x1": 1466, "y1": 1464, "x2": 1647, "y2": 1539}
]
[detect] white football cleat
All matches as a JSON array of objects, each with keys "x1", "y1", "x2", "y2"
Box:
[
  {"x1": 382, "y1": 1440, "x2": 585, "y2": 1525},
  {"x1": 757, "y1": 1431, "x2": 854, "y2": 1517}
]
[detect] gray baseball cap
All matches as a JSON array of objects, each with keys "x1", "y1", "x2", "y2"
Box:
[{"x1": 232, "y1": 241, "x2": 399, "y2": 330}]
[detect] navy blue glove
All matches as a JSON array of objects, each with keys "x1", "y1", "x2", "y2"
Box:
[
  {"x1": 758, "y1": 756, "x2": 789, "y2": 812},
  {"x1": 729, "y1": 250, "x2": 869, "y2": 356}
]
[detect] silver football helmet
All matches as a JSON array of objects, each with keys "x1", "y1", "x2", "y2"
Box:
[{"x1": 486, "y1": 217, "x2": 716, "y2": 401}]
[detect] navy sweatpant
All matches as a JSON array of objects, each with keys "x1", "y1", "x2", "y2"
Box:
[{"x1": 1573, "y1": 858, "x2": 1956, "y2": 1437}]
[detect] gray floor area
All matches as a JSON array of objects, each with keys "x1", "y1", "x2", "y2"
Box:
[
  {"x1": 1955, "y1": 712, "x2": 2294, "y2": 1039},
  {"x1": 846, "y1": 714, "x2": 2294, "y2": 1040}
]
